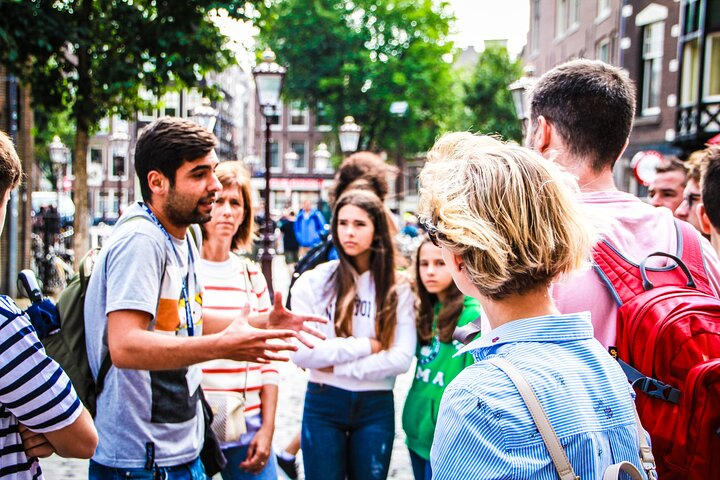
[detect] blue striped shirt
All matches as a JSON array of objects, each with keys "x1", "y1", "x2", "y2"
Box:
[
  {"x1": 0, "y1": 296, "x2": 83, "y2": 479},
  {"x1": 430, "y1": 312, "x2": 647, "y2": 480}
]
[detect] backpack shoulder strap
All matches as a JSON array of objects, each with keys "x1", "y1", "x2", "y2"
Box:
[
  {"x1": 592, "y1": 240, "x2": 646, "y2": 306},
  {"x1": 675, "y1": 219, "x2": 714, "y2": 296},
  {"x1": 488, "y1": 358, "x2": 579, "y2": 480}
]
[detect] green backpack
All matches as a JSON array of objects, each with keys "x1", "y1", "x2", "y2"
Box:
[{"x1": 50, "y1": 248, "x2": 106, "y2": 417}]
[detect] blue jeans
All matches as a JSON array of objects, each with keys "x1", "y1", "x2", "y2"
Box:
[
  {"x1": 408, "y1": 449, "x2": 432, "y2": 480},
  {"x1": 221, "y1": 444, "x2": 278, "y2": 480},
  {"x1": 89, "y1": 457, "x2": 205, "y2": 480},
  {"x1": 301, "y1": 383, "x2": 395, "y2": 480}
]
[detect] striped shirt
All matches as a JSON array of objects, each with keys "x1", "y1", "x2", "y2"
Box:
[
  {"x1": 0, "y1": 296, "x2": 83, "y2": 479},
  {"x1": 431, "y1": 312, "x2": 647, "y2": 480},
  {"x1": 198, "y1": 255, "x2": 277, "y2": 447}
]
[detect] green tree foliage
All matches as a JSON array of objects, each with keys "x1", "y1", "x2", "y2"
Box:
[
  {"x1": 0, "y1": 0, "x2": 253, "y2": 259},
  {"x1": 257, "y1": 0, "x2": 458, "y2": 155},
  {"x1": 464, "y1": 45, "x2": 523, "y2": 143}
]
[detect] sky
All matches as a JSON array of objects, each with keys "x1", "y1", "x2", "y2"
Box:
[{"x1": 447, "y1": 0, "x2": 530, "y2": 55}]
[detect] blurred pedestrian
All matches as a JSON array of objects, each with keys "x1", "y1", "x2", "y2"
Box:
[
  {"x1": 294, "y1": 199, "x2": 327, "y2": 257},
  {"x1": 289, "y1": 189, "x2": 416, "y2": 480},
  {"x1": 279, "y1": 209, "x2": 299, "y2": 273}
]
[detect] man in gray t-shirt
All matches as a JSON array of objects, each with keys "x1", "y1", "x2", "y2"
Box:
[{"x1": 85, "y1": 117, "x2": 326, "y2": 478}]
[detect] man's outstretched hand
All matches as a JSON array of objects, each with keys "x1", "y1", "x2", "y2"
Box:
[{"x1": 267, "y1": 292, "x2": 327, "y2": 348}]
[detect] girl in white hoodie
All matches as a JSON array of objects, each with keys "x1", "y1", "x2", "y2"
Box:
[{"x1": 289, "y1": 189, "x2": 416, "y2": 480}]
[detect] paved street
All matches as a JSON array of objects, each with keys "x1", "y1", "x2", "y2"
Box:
[{"x1": 42, "y1": 254, "x2": 416, "y2": 479}]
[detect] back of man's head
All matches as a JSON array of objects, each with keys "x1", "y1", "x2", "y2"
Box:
[
  {"x1": 135, "y1": 116, "x2": 217, "y2": 202},
  {"x1": 701, "y1": 146, "x2": 720, "y2": 232},
  {"x1": 530, "y1": 59, "x2": 636, "y2": 172},
  {"x1": 0, "y1": 130, "x2": 23, "y2": 199}
]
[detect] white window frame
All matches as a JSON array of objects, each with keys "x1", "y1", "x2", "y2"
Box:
[
  {"x1": 703, "y1": 33, "x2": 720, "y2": 101},
  {"x1": 596, "y1": 38, "x2": 611, "y2": 63},
  {"x1": 270, "y1": 103, "x2": 284, "y2": 131},
  {"x1": 640, "y1": 21, "x2": 664, "y2": 116},
  {"x1": 681, "y1": 38, "x2": 700, "y2": 106},
  {"x1": 160, "y1": 91, "x2": 181, "y2": 118},
  {"x1": 270, "y1": 141, "x2": 282, "y2": 173},
  {"x1": 289, "y1": 101, "x2": 310, "y2": 131},
  {"x1": 597, "y1": 0, "x2": 612, "y2": 21},
  {"x1": 531, "y1": 0, "x2": 540, "y2": 52},
  {"x1": 290, "y1": 140, "x2": 309, "y2": 173},
  {"x1": 87, "y1": 146, "x2": 104, "y2": 187},
  {"x1": 184, "y1": 89, "x2": 204, "y2": 118},
  {"x1": 138, "y1": 88, "x2": 157, "y2": 122},
  {"x1": 109, "y1": 150, "x2": 129, "y2": 181}
]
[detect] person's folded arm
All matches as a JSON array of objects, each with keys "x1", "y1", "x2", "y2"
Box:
[{"x1": 333, "y1": 289, "x2": 417, "y2": 380}]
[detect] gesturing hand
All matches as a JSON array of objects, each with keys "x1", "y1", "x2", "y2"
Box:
[
  {"x1": 19, "y1": 424, "x2": 55, "y2": 459},
  {"x1": 267, "y1": 291, "x2": 327, "y2": 348},
  {"x1": 222, "y1": 305, "x2": 299, "y2": 363}
]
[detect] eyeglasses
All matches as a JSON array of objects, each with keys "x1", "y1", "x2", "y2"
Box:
[
  {"x1": 684, "y1": 193, "x2": 702, "y2": 208},
  {"x1": 419, "y1": 217, "x2": 446, "y2": 247}
]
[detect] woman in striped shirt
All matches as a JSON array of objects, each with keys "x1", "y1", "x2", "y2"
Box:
[{"x1": 199, "y1": 161, "x2": 278, "y2": 480}]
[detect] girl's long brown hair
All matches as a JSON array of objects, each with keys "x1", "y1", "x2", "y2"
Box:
[
  {"x1": 329, "y1": 189, "x2": 398, "y2": 349},
  {"x1": 415, "y1": 239, "x2": 465, "y2": 344}
]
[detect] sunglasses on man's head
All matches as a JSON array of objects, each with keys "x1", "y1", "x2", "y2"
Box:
[{"x1": 419, "y1": 218, "x2": 445, "y2": 247}]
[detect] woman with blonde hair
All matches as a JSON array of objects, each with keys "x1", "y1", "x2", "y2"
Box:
[
  {"x1": 199, "y1": 161, "x2": 278, "y2": 480},
  {"x1": 419, "y1": 133, "x2": 651, "y2": 479},
  {"x1": 289, "y1": 188, "x2": 416, "y2": 480}
]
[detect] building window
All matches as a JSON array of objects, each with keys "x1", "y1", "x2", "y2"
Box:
[
  {"x1": 597, "y1": 0, "x2": 611, "y2": 19},
  {"x1": 705, "y1": 33, "x2": 720, "y2": 100},
  {"x1": 112, "y1": 153, "x2": 127, "y2": 179},
  {"x1": 291, "y1": 141, "x2": 307, "y2": 170},
  {"x1": 90, "y1": 147, "x2": 103, "y2": 167},
  {"x1": 270, "y1": 141, "x2": 280, "y2": 169},
  {"x1": 161, "y1": 91, "x2": 180, "y2": 117},
  {"x1": 681, "y1": 38, "x2": 699, "y2": 105},
  {"x1": 641, "y1": 22, "x2": 664, "y2": 116},
  {"x1": 555, "y1": 0, "x2": 579, "y2": 37},
  {"x1": 270, "y1": 103, "x2": 283, "y2": 127},
  {"x1": 597, "y1": 38, "x2": 610, "y2": 63},
  {"x1": 315, "y1": 102, "x2": 332, "y2": 131},
  {"x1": 683, "y1": 0, "x2": 701, "y2": 34},
  {"x1": 531, "y1": 0, "x2": 540, "y2": 52},
  {"x1": 138, "y1": 88, "x2": 157, "y2": 121},
  {"x1": 289, "y1": 101, "x2": 309, "y2": 128}
]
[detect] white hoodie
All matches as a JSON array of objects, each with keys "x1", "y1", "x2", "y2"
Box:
[{"x1": 290, "y1": 261, "x2": 417, "y2": 391}]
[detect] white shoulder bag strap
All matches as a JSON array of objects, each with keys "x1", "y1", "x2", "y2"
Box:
[
  {"x1": 488, "y1": 357, "x2": 579, "y2": 480},
  {"x1": 488, "y1": 357, "x2": 655, "y2": 480}
]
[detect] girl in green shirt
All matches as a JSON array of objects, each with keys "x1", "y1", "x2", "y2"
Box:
[{"x1": 402, "y1": 238, "x2": 483, "y2": 480}]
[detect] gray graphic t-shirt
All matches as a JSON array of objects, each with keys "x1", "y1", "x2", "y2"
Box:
[{"x1": 85, "y1": 203, "x2": 204, "y2": 468}]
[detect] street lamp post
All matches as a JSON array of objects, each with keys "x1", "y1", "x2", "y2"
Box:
[
  {"x1": 338, "y1": 116, "x2": 361, "y2": 155},
  {"x1": 508, "y1": 66, "x2": 538, "y2": 143},
  {"x1": 48, "y1": 135, "x2": 68, "y2": 218},
  {"x1": 313, "y1": 143, "x2": 332, "y2": 212},
  {"x1": 191, "y1": 99, "x2": 218, "y2": 134},
  {"x1": 253, "y1": 49, "x2": 286, "y2": 297}
]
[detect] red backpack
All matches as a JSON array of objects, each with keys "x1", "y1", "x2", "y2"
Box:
[{"x1": 593, "y1": 220, "x2": 720, "y2": 480}]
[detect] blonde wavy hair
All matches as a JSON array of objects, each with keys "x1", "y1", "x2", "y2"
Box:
[{"x1": 418, "y1": 132, "x2": 595, "y2": 300}]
